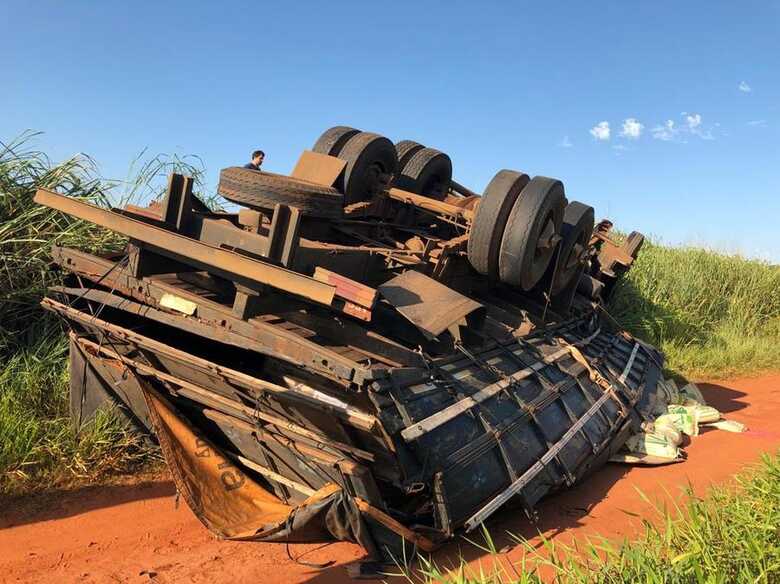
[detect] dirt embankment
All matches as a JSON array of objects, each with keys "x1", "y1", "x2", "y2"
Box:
[{"x1": 1, "y1": 374, "x2": 778, "y2": 584}]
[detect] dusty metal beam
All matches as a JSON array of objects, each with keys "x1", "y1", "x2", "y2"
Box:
[
  {"x1": 67, "y1": 328, "x2": 377, "y2": 462},
  {"x1": 52, "y1": 285, "x2": 363, "y2": 384},
  {"x1": 385, "y1": 187, "x2": 474, "y2": 221},
  {"x1": 51, "y1": 246, "x2": 414, "y2": 370},
  {"x1": 35, "y1": 188, "x2": 336, "y2": 306}
]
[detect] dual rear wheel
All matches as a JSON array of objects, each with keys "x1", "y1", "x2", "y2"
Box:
[
  {"x1": 220, "y1": 125, "x2": 593, "y2": 296},
  {"x1": 313, "y1": 126, "x2": 398, "y2": 205},
  {"x1": 392, "y1": 140, "x2": 453, "y2": 200},
  {"x1": 312, "y1": 127, "x2": 454, "y2": 204},
  {"x1": 468, "y1": 171, "x2": 593, "y2": 294}
]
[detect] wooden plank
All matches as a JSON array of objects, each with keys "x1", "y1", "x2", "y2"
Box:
[
  {"x1": 353, "y1": 498, "x2": 436, "y2": 552},
  {"x1": 70, "y1": 330, "x2": 374, "y2": 431},
  {"x1": 236, "y1": 455, "x2": 316, "y2": 497},
  {"x1": 203, "y1": 409, "x2": 362, "y2": 474}
]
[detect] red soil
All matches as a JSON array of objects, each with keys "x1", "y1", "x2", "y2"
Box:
[{"x1": 1, "y1": 374, "x2": 778, "y2": 584}]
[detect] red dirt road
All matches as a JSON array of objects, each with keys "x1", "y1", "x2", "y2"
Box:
[{"x1": 1, "y1": 374, "x2": 778, "y2": 583}]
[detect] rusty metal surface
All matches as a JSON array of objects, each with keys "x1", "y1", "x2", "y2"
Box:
[
  {"x1": 49, "y1": 246, "x2": 411, "y2": 374},
  {"x1": 386, "y1": 186, "x2": 474, "y2": 222},
  {"x1": 290, "y1": 149, "x2": 347, "y2": 186},
  {"x1": 378, "y1": 270, "x2": 485, "y2": 339},
  {"x1": 34, "y1": 188, "x2": 337, "y2": 306}
]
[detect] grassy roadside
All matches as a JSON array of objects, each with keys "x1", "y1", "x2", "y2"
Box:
[
  {"x1": 0, "y1": 133, "x2": 205, "y2": 495},
  {"x1": 608, "y1": 240, "x2": 780, "y2": 379},
  {"x1": 401, "y1": 452, "x2": 780, "y2": 583}
]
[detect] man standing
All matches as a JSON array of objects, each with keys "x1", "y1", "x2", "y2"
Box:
[{"x1": 243, "y1": 150, "x2": 264, "y2": 170}]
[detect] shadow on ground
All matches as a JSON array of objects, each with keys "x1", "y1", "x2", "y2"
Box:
[
  {"x1": 300, "y1": 461, "x2": 633, "y2": 583},
  {"x1": 0, "y1": 479, "x2": 176, "y2": 528},
  {"x1": 698, "y1": 383, "x2": 748, "y2": 414}
]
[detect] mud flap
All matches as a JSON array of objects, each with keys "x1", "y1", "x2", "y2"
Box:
[{"x1": 69, "y1": 335, "x2": 152, "y2": 434}]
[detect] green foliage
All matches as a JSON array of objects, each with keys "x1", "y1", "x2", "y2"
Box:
[
  {"x1": 0, "y1": 332, "x2": 150, "y2": 492},
  {"x1": 400, "y1": 453, "x2": 780, "y2": 583},
  {"x1": 608, "y1": 240, "x2": 780, "y2": 378},
  {"x1": 0, "y1": 131, "x2": 206, "y2": 493},
  {"x1": 0, "y1": 132, "x2": 123, "y2": 353}
]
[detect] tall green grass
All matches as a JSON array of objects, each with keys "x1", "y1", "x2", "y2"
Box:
[
  {"x1": 397, "y1": 452, "x2": 780, "y2": 583},
  {"x1": 608, "y1": 241, "x2": 780, "y2": 378},
  {"x1": 0, "y1": 334, "x2": 149, "y2": 489},
  {"x1": 0, "y1": 132, "x2": 207, "y2": 494}
]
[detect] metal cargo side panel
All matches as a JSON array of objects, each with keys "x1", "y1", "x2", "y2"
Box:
[{"x1": 389, "y1": 325, "x2": 654, "y2": 531}]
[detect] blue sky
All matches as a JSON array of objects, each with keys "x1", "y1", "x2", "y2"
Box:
[{"x1": 3, "y1": 1, "x2": 778, "y2": 261}]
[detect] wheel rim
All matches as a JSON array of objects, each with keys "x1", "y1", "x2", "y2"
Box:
[
  {"x1": 535, "y1": 216, "x2": 557, "y2": 256},
  {"x1": 551, "y1": 201, "x2": 593, "y2": 294},
  {"x1": 533, "y1": 212, "x2": 557, "y2": 272},
  {"x1": 366, "y1": 161, "x2": 388, "y2": 194},
  {"x1": 422, "y1": 176, "x2": 447, "y2": 199}
]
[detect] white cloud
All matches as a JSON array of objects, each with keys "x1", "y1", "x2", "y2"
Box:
[
  {"x1": 590, "y1": 121, "x2": 610, "y2": 141},
  {"x1": 620, "y1": 118, "x2": 643, "y2": 139},
  {"x1": 652, "y1": 120, "x2": 678, "y2": 141},
  {"x1": 685, "y1": 113, "x2": 715, "y2": 139},
  {"x1": 685, "y1": 113, "x2": 702, "y2": 130},
  {"x1": 747, "y1": 119, "x2": 766, "y2": 127},
  {"x1": 558, "y1": 135, "x2": 573, "y2": 148},
  {"x1": 738, "y1": 81, "x2": 752, "y2": 93},
  {"x1": 652, "y1": 114, "x2": 714, "y2": 141},
  {"x1": 591, "y1": 113, "x2": 718, "y2": 145}
]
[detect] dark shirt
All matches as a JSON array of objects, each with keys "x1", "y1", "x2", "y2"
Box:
[{"x1": 243, "y1": 162, "x2": 261, "y2": 170}]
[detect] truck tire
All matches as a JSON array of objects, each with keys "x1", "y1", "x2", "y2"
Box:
[
  {"x1": 312, "y1": 126, "x2": 361, "y2": 157},
  {"x1": 499, "y1": 176, "x2": 566, "y2": 291},
  {"x1": 467, "y1": 169, "x2": 530, "y2": 278},
  {"x1": 550, "y1": 201, "x2": 594, "y2": 295},
  {"x1": 337, "y1": 132, "x2": 398, "y2": 205},
  {"x1": 218, "y1": 167, "x2": 344, "y2": 218},
  {"x1": 395, "y1": 140, "x2": 425, "y2": 169},
  {"x1": 395, "y1": 147, "x2": 452, "y2": 200}
]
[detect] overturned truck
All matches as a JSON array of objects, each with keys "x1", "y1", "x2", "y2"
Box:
[{"x1": 36, "y1": 126, "x2": 663, "y2": 576}]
